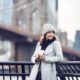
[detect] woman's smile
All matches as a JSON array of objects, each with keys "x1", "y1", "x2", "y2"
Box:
[{"x1": 46, "y1": 31, "x2": 54, "y2": 40}]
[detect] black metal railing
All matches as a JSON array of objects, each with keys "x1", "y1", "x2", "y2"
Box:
[
  {"x1": 0, "y1": 61, "x2": 80, "y2": 80},
  {"x1": 56, "y1": 61, "x2": 80, "y2": 80},
  {"x1": 0, "y1": 62, "x2": 34, "y2": 80}
]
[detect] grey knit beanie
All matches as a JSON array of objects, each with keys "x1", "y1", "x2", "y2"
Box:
[{"x1": 42, "y1": 23, "x2": 56, "y2": 35}]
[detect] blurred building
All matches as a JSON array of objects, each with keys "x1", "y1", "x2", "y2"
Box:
[
  {"x1": 0, "y1": 0, "x2": 13, "y2": 25},
  {"x1": 58, "y1": 0, "x2": 80, "y2": 48},
  {"x1": 13, "y1": 0, "x2": 57, "y2": 35},
  {"x1": 0, "y1": 0, "x2": 13, "y2": 61},
  {"x1": 12, "y1": 0, "x2": 67, "y2": 61},
  {"x1": 0, "y1": 0, "x2": 68, "y2": 61},
  {"x1": 73, "y1": 30, "x2": 80, "y2": 51}
]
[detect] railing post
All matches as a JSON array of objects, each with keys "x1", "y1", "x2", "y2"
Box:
[
  {"x1": 56, "y1": 62, "x2": 66, "y2": 80},
  {"x1": 22, "y1": 65, "x2": 25, "y2": 80},
  {"x1": 29, "y1": 65, "x2": 31, "y2": 75},
  {"x1": 60, "y1": 75, "x2": 66, "y2": 80}
]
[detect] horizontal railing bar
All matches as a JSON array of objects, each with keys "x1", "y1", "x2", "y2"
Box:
[
  {"x1": 57, "y1": 73, "x2": 80, "y2": 76},
  {"x1": 0, "y1": 61, "x2": 34, "y2": 65},
  {"x1": 0, "y1": 73, "x2": 80, "y2": 76},
  {"x1": 0, "y1": 61, "x2": 79, "y2": 65},
  {"x1": 56, "y1": 61, "x2": 80, "y2": 65},
  {"x1": 0, "y1": 73, "x2": 30, "y2": 76},
  {"x1": 0, "y1": 61, "x2": 80, "y2": 65}
]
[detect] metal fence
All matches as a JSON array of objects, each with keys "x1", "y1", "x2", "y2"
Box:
[
  {"x1": 0, "y1": 62, "x2": 33, "y2": 80},
  {"x1": 56, "y1": 61, "x2": 80, "y2": 80},
  {"x1": 0, "y1": 61, "x2": 80, "y2": 80}
]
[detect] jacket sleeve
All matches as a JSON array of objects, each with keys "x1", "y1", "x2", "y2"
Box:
[
  {"x1": 45, "y1": 41, "x2": 63, "y2": 63},
  {"x1": 31, "y1": 42, "x2": 40, "y2": 63}
]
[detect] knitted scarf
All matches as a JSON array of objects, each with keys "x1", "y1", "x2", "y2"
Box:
[{"x1": 41, "y1": 36, "x2": 56, "y2": 50}]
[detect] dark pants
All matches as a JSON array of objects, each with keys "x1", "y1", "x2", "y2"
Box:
[
  {"x1": 36, "y1": 62, "x2": 42, "y2": 80},
  {"x1": 36, "y1": 71, "x2": 42, "y2": 80}
]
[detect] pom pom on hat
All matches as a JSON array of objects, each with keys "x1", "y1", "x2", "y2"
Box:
[{"x1": 42, "y1": 23, "x2": 56, "y2": 35}]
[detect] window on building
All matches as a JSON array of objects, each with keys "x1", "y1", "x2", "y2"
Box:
[
  {"x1": 13, "y1": 0, "x2": 22, "y2": 4},
  {"x1": 55, "y1": 0, "x2": 58, "y2": 11},
  {"x1": 32, "y1": 10, "x2": 41, "y2": 35},
  {"x1": 17, "y1": 10, "x2": 27, "y2": 32},
  {"x1": 0, "y1": 40, "x2": 11, "y2": 61}
]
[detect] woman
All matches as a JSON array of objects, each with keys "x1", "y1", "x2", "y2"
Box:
[{"x1": 29, "y1": 23, "x2": 63, "y2": 80}]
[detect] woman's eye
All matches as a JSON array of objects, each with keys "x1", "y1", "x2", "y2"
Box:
[{"x1": 48, "y1": 31, "x2": 51, "y2": 33}]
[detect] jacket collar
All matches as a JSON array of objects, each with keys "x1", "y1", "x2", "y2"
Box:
[{"x1": 39, "y1": 41, "x2": 54, "y2": 55}]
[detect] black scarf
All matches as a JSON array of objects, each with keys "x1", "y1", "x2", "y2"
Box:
[{"x1": 41, "y1": 36, "x2": 56, "y2": 50}]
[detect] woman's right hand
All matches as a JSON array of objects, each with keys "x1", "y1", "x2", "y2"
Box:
[{"x1": 35, "y1": 55, "x2": 40, "y2": 62}]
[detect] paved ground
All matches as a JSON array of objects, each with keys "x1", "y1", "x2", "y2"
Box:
[
  {"x1": 0, "y1": 76, "x2": 80, "y2": 80},
  {"x1": 0, "y1": 76, "x2": 29, "y2": 80}
]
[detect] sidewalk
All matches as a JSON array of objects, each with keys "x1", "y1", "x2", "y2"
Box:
[
  {"x1": 0, "y1": 76, "x2": 29, "y2": 80},
  {"x1": 0, "y1": 76, "x2": 80, "y2": 80}
]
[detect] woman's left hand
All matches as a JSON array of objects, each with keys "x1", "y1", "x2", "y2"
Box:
[{"x1": 39, "y1": 54, "x2": 45, "y2": 61}]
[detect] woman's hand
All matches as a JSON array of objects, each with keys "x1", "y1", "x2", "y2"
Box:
[
  {"x1": 35, "y1": 54, "x2": 40, "y2": 62},
  {"x1": 35, "y1": 54, "x2": 45, "y2": 62},
  {"x1": 39, "y1": 54, "x2": 45, "y2": 61}
]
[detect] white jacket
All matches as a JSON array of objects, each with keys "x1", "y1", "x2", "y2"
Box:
[{"x1": 29, "y1": 40, "x2": 63, "y2": 80}]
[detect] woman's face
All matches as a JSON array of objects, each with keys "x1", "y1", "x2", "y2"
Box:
[{"x1": 46, "y1": 31, "x2": 55, "y2": 40}]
